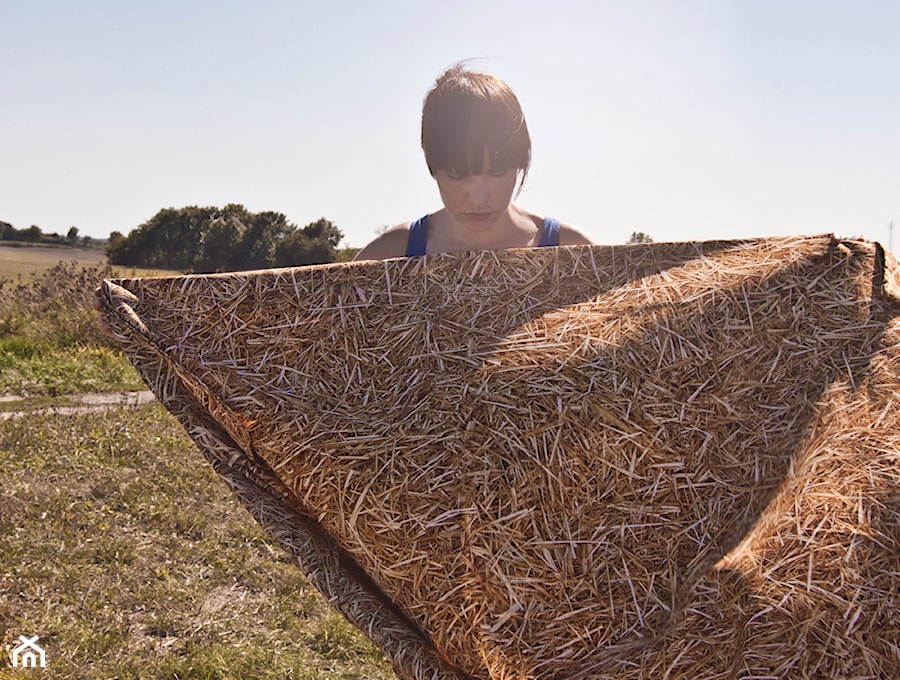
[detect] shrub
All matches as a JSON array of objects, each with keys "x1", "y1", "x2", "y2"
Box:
[{"x1": 0, "y1": 261, "x2": 116, "y2": 349}]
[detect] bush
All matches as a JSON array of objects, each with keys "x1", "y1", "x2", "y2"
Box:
[{"x1": 0, "y1": 261, "x2": 117, "y2": 349}]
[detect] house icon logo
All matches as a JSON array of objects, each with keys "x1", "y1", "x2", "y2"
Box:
[{"x1": 10, "y1": 635, "x2": 46, "y2": 668}]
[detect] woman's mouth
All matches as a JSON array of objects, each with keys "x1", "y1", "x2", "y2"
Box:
[{"x1": 463, "y1": 212, "x2": 493, "y2": 222}]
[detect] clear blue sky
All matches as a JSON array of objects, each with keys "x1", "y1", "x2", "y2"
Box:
[{"x1": 2, "y1": 0, "x2": 898, "y2": 251}]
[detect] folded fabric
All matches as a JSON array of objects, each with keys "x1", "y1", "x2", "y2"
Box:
[{"x1": 99, "y1": 236, "x2": 900, "y2": 679}]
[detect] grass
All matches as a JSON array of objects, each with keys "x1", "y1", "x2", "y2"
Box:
[
  {"x1": 0, "y1": 344, "x2": 146, "y2": 397},
  {"x1": 0, "y1": 243, "x2": 181, "y2": 281},
  {"x1": 0, "y1": 243, "x2": 108, "y2": 282},
  {"x1": 0, "y1": 250, "x2": 227, "y2": 399},
  {"x1": 0, "y1": 404, "x2": 395, "y2": 678},
  {"x1": 0, "y1": 260, "x2": 147, "y2": 397}
]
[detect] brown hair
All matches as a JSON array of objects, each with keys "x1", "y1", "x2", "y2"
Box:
[{"x1": 421, "y1": 63, "x2": 532, "y2": 187}]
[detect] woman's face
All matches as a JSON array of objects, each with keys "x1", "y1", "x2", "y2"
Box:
[{"x1": 433, "y1": 150, "x2": 520, "y2": 231}]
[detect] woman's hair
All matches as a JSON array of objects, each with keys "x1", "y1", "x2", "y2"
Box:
[{"x1": 421, "y1": 63, "x2": 531, "y2": 187}]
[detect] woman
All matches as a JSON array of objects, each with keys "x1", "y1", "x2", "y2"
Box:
[{"x1": 354, "y1": 63, "x2": 593, "y2": 261}]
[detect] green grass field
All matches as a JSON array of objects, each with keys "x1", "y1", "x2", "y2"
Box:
[{"x1": 0, "y1": 249, "x2": 395, "y2": 678}]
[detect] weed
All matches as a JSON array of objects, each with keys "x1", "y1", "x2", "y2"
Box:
[
  {"x1": 0, "y1": 262, "x2": 145, "y2": 396},
  {"x1": 0, "y1": 346, "x2": 145, "y2": 397},
  {"x1": 0, "y1": 261, "x2": 116, "y2": 349}
]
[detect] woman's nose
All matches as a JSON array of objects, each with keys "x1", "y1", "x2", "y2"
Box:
[{"x1": 466, "y1": 175, "x2": 491, "y2": 201}]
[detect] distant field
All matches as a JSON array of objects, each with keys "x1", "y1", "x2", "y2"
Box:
[
  {"x1": 0, "y1": 243, "x2": 181, "y2": 280},
  {"x1": 0, "y1": 243, "x2": 106, "y2": 279}
]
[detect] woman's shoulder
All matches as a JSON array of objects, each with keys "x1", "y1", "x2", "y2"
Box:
[
  {"x1": 550, "y1": 218, "x2": 595, "y2": 246},
  {"x1": 558, "y1": 223, "x2": 595, "y2": 246},
  {"x1": 353, "y1": 222, "x2": 412, "y2": 261},
  {"x1": 524, "y1": 209, "x2": 595, "y2": 247}
]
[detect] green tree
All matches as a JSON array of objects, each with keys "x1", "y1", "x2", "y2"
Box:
[
  {"x1": 335, "y1": 247, "x2": 360, "y2": 262},
  {"x1": 107, "y1": 206, "x2": 342, "y2": 272},
  {"x1": 108, "y1": 206, "x2": 215, "y2": 270},
  {"x1": 274, "y1": 218, "x2": 344, "y2": 267},
  {"x1": 197, "y1": 204, "x2": 252, "y2": 272},
  {"x1": 232, "y1": 211, "x2": 294, "y2": 270},
  {"x1": 106, "y1": 231, "x2": 126, "y2": 259},
  {"x1": 627, "y1": 231, "x2": 654, "y2": 244},
  {"x1": 301, "y1": 217, "x2": 342, "y2": 247}
]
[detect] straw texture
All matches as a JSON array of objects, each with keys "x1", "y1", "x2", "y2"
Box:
[{"x1": 100, "y1": 235, "x2": 900, "y2": 679}]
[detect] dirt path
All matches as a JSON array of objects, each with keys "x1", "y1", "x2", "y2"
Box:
[{"x1": 0, "y1": 390, "x2": 157, "y2": 421}]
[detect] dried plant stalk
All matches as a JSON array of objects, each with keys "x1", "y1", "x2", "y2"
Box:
[{"x1": 100, "y1": 236, "x2": 900, "y2": 679}]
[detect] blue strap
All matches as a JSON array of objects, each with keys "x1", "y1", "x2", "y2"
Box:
[
  {"x1": 405, "y1": 214, "x2": 429, "y2": 257},
  {"x1": 538, "y1": 216, "x2": 560, "y2": 247},
  {"x1": 405, "y1": 214, "x2": 559, "y2": 256}
]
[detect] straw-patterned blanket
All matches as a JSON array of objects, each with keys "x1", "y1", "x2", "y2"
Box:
[{"x1": 99, "y1": 235, "x2": 900, "y2": 679}]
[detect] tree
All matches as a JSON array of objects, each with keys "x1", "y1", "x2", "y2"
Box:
[
  {"x1": 301, "y1": 217, "x2": 342, "y2": 247},
  {"x1": 108, "y1": 206, "x2": 216, "y2": 270},
  {"x1": 627, "y1": 231, "x2": 654, "y2": 244},
  {"x1": 198, "y1": 216, "x2": 242, "y2": 272},
  {"x1": 197, "y1": 204, "x2": 253, "y2": 272},
  {"x1": 66, "y1": 226, "x2": 79, "y2": 245},
  {"x1": 232, "y1": 211, "x2": 294, "y2": 270},
  {"x1": 106, "y1": 231, "x2": 126, "y2": 259},
  {"x1": 106, "y1": 205, "x2": 341, "y2": 272},
  {"x1": 335, "y1": 246, "x2": 360, "y2": 262},
  {"x1": 274, "y1": 218, "x2": 344, "y2": 267}
]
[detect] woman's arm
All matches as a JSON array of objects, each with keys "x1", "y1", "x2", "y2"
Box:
[
  {"x1": 558, "y1": 223, "x2": 597, "y2": 246},
  {"x1": 353, "y1": 224, "x2": 411, "y2": 261}
]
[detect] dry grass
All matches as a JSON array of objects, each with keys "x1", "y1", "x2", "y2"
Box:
[
  {"x1": 0, "y1": 261, "x2": 147, "y2": 397},
  {"x1": 98, "y1": 236, "x2": 900, "y2": 679},
  {"x1": 0, "y1": 244, "x2": 107, "y2": 281},
  {"x1": 0, "y1": 243, "x2": 180, "y2": 281}
]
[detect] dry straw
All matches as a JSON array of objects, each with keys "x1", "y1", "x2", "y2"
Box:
[{"x1": 100, "y1": 235, "x2": 900, "y2": 679}]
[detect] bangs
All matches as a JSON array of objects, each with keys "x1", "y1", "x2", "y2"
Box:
[{"x1": 421, "y1": 82, "x2": 531, "y2": 177}]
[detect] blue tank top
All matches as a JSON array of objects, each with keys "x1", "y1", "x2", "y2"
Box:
[{"x1": 405, "y1": 215, "x2": 561, "y2": 257}]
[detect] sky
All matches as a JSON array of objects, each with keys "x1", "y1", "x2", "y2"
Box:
[{"x1": 1, "y1": 0, "x2": 898, "y2": 252}]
